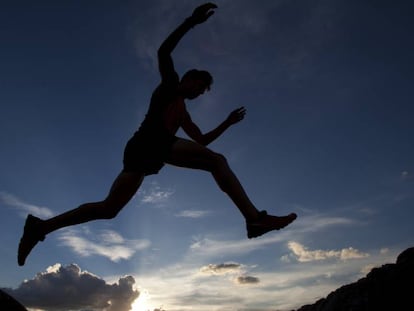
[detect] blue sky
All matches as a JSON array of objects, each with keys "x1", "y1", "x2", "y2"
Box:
[{"x1": 1, "y1": 0, "x2": 413, "y2": 310}]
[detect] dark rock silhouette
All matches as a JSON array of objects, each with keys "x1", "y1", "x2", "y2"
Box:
[
  {"x1": 0, "y1": 289, "x2": 28, "y2": 311},
  {"x1": 294, "y1": 247, "x2": 414, "y2": 311}
]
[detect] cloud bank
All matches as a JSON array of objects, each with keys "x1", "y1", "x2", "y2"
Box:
[
  {"x1": 58, "y1": 228, "x2": 150, "y2": 262},
  {"x1": 3, "y1": 263, "x2": 139, "y2": 311}
]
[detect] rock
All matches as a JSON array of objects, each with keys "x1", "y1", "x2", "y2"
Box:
[
  {"x1": 294, "y1": 247, "x2": 414, "y2": 311},
  {"x1": 0, "y1": 289, "x2": 28, "y2": 311}
]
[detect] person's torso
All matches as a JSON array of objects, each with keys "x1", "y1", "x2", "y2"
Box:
[{"x1": 138, "y1": 77, "x2": 186, "y2": 136}]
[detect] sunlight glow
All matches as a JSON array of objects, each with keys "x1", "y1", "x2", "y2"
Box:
[{"x1": 131, "y1": 290, "x2": 156, "y2": 311}]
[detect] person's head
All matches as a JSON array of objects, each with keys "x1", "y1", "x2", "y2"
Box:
[{"x1": 179, "y1": 69, "x2": 213, "y2": 99}]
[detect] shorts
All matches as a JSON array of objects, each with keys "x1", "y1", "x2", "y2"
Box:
[{"x1": 122, "y1": 129, "x2": 178, "y2": 175}]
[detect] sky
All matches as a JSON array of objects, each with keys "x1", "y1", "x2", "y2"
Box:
[{"x1": 1, "y1": 0, "x2": 413, "y2": 310}]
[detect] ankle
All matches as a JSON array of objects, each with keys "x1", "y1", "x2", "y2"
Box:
[
  {"x1": 34, "y1": 217, "x2": 47, "y2": 238},
  {"x1": 246, "y1": 210, "x2": 262, "y2": 223}
]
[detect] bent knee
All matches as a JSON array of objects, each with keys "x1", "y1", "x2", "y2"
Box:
[
  {"x1": 210, "y1": 152, "x2": 228, "y2": 169},
  {"x1": 100, "y1": 201, "x2": 123, "y2": 219}
]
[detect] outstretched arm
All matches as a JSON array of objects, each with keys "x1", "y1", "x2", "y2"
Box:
[
  {"x1": 182, "y1": 107, "x2": 247, "y2": 146},
  {"x1": 158, "y1": 3, "x2": 217, "y2": 81}
]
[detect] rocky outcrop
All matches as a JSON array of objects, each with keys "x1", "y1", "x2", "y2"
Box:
[
  {"x1": 295, "y1": 247, "x2": 414, "y2": 311},
  {"x1": 0, "y1": 289, "x2": 28, "y2": 311}
]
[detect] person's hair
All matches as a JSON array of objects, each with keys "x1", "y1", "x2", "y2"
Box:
[{"x1": 182, "y1": 69, "x2": 213, "y2": 90}]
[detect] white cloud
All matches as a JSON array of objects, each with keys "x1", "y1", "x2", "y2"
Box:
[
  {"x1": 287, "y1": 241, "x2": 369, "y2": 262},
  {"x1": 140, "y1": 184, "x2": 174, "y2": 205},
  {"x1": 189, "y1": 234, "x2": 287, "y2": 260},
  {"x1": 100, "y1": 230, "x2": 125, "y2": 243},
  {"x1": 175, "y1": 209, "x2": 210, "y2": 218},
  {"x1": 3, "y1": 263, "x2": 139, "y2": 311},
  {"x1": 58, "y1": 229, "x2": 150, "y2": 262},
  {"x1": 294, "y1": 214, "x2": 357, "y2": 233},
  {"x1": 0, "y1": 191, "x2": 54, "y2": 218},
  {"x1": 141, "y1": 189, "x2": 174, "y2": 204},
  {"x1": 360, "y1": 263, "x2": 376, "y2": 275}
]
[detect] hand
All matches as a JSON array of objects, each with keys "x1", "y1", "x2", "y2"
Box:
[
  {"x1": 189, "y1": 3, "x2": 217, "y2": 25},
  {"x1": 226, "y1": 107, "x2": 246, "y2": 125}
]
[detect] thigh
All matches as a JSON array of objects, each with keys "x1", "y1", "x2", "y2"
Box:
[
  {"x1": 123, "y1": 133, "x2": 169, "y2": 176},
  {"x1": 165, "y1": 138, "x2": 217, "y2": 171}
]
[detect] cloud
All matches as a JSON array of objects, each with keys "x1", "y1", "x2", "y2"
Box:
[
  {"x1": 295, "y1": 214, "x2": 357, "y2": 233},
  {"x1": 0, "y1": 191, "x2": 54, "y2": 218},
  {"x1": 141, "y1": 189, "x2": 174, "y2": 204},
  {"x1": 189, "y1": 235, "x2": 285, "y2": 260},
  {"x1": 199, "y1": 263, "x2": 241, "y2": 275},
  {"x1": 235, "y1": 275, "x2": 260, "y2": 285},
  {"x1": 401, "y1": 170, "x2": 412, "y2": 181},
  {"x1": 122, "y1": 241, "x2": 398, "y2": 311},
  {"x1": 286, "y1": 241, "x2": 369, "y2": 262},
  {"x1": 140, "y1": 184, "x2": 174, "y2": 205},
  {"x1": 58, "y1": 228, "x2": 150, "y2": 262},
  {"x1": 187, "y1": 214, "x2": 356, "y2": 260},
  {"x1": 380, "y1": 248, "x2": 389, "y2": 255},
  {"x1": 3, "y1": 263, "x2": 139, "y2": 311},
  {"x1": 175, "y1": 209, "x2": 210, "y2": 218}
]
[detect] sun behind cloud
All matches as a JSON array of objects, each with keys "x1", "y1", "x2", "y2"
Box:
[{"x1": 131, "y1": 290, "x2": 157, "y2": 311}]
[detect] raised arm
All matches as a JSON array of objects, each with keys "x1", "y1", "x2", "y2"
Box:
[{"x1": 157, "y1": 3, "x2": 217, "y2": 81}]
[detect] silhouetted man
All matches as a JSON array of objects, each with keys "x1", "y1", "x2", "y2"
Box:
[{"x1": 18, "y1": 3, "x2": 296, "y2": 266}]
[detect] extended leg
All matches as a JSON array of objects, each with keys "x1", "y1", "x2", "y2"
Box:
[
  {"x1": 166, "y1": 138, "x2": 297, "y2": 238},
  {"x1": 166, "y1": 138, "x2": 259, "y2": 221},
  {"x1": 43, "y1": 171, "x2": 144, "y2": 234},
  {"x1": 18, "y1": 171, "x2": 144, "y2": 266}
]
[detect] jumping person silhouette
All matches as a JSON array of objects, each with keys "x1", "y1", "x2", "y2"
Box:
[{"x1": 18, "y1": 3, "x2": 297, "y2": 266}]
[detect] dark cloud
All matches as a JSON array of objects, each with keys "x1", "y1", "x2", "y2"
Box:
[
  {"x1": 200, "y1": 262, "x2": 241, "y2": 275},
  {"x1": 236, "y1": 276, "x2": 260, "y2": 285},
  {"x1": 3, "y1": 263, "x2": 139, "y2": 311}
]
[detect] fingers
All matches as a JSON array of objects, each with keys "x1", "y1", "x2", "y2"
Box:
[
  {"x1": 232, "y1": 107, "x2": 246, "y2": 123},
  {"x1": 237, "y1": 106, "x2": 246, "y2": 114},
  {"x1": 206, "y1": 10, "x2": 215, "y2": 19},
  {"x1": 237, "y1": 106, "x2": 247, "y2": 118},
  {"x1": 191, "y1": 3, "x2": 218, "y2": 23},
  {"x1": 226, "y1": 107, "x2": 247, "y2": 125}
]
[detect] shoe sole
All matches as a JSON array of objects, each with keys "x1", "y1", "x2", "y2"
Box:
[{"x1": 247, "y1": 213, "x2": 297, "y2": 239}]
